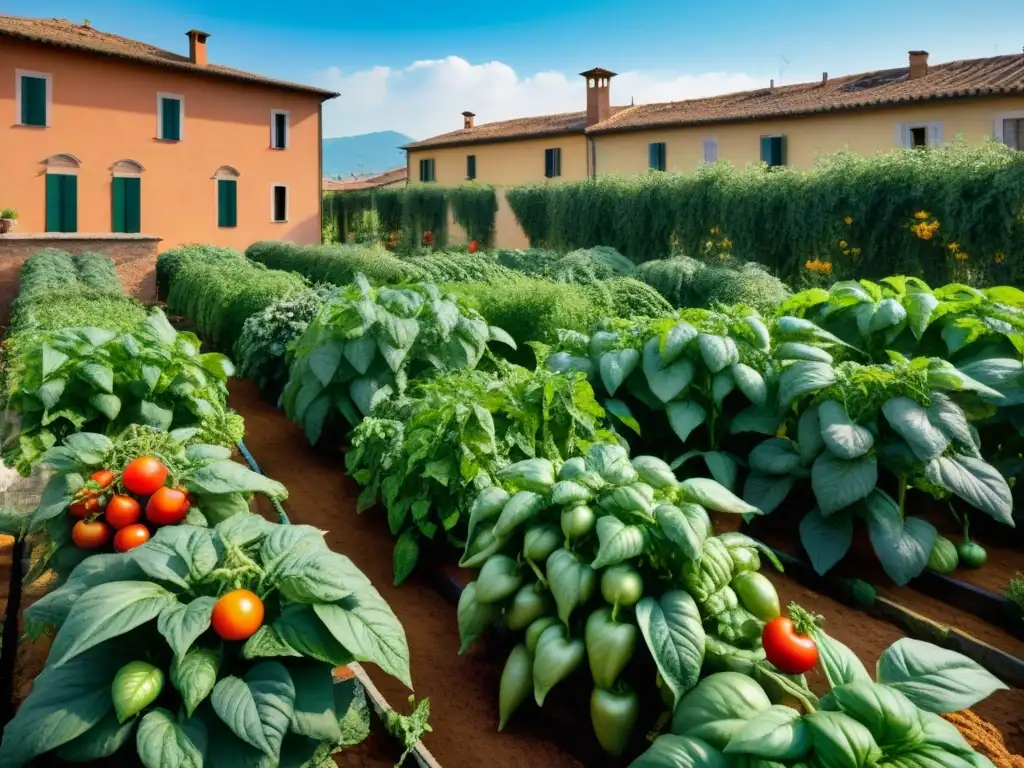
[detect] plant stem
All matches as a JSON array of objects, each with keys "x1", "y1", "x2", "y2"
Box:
[
  {"x1": 897, "y1": 475, "x2": 907, "y2": 519},
  {"x1": 525, "y1": 557, "x2": 548, "y2": 587}
]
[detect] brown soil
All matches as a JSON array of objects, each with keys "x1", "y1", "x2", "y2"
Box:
[
  {"x1": 229, "y1": 379, "x2": 583, "y2": 768},
  {"x1": 944, "y1": 711, "x2": 1024, "y2": 768}
]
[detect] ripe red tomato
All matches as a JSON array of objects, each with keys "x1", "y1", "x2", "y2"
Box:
[
  {"x1": 468, "y1": 240, "x2": 479, "y2": 254},
  {"x1": 211, "y1": 589, "x2": 265, "y2": 641},
  {"x1": 70, "y1": 495, "x2": 101, "y2": 518},
  {"x1": 114, "y1": 523, "x2": 151, "y2": 552},
  {"x1": 146, "y1": 487, "x2": 189, "y2": 526},
  {"x1": 72, "y1": 519, "x2": 111, "y2": 549},
  {"x1": 91, "y1": 469, "x2": 116, "y2": 489},
  {"x1": 762, "y1": 616, "x2": 819, "y2": 674},
  {"x1": 122, "y1": 457, "x2": 168, "y2": 496},
  {"x1": 105, "y1": 495, "x2": 142, "y2": 529},
  {"x1": 69, "y1": 501, "x2": 89, "y2": 518}
]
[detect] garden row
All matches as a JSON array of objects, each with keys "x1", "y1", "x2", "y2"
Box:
[
  {"x1": 154, "y1": 239, "x2": 1021, "y2": 765},
  {"x1": 0, "y1": 248, "x2": 419, "y2": 767}
]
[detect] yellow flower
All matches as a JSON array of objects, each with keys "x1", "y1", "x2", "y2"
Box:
[
  {"x1": 948, "y1": 242, "x2": 959, "y2": 252},
  {"x1": 839, "y1": 240, "x2": 848, "y2": 249},
  {"x1": 722, "y1": 238, "x2": 732, "y2": 249},
  {"x1": 995, "y1": 251, "x2": 1006, "y2": 264},
  {"x1": 706, "y1": 240, "x2": 714, "y2": 248},
  {"x1": 914, "y1": 210, "x2": 930, "y2": 220},
  {"x1": 955, "y1": 252, "x2": 969, "y2": 262},
  {"x1": 844, "y1": 216, "x2": 854, "y2": 225},
  {"x1": 710, "y1": 226, "x2": 720, "y2": 235}
]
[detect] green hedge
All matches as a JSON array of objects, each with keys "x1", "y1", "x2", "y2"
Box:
[
  {"x1": 246, "y1": 241, "x2": 424, "y2": 286},
  {"x1": 505, "y1": 142, "x2": 1024, "y2": 286},
  {"x1": 636, "y1": 256, "x2": 791, "y2": 315},
  {"x1": 156, "y1": 244, "x2": 243, "y2": 301}
]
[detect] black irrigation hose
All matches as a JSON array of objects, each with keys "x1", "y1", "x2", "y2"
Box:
[
  {"x1": 236, "y1": 439, "x2": 290, "y2": 525},
  {"x1": 0, "y1": 538, "x2": 25, "y2": 728}
]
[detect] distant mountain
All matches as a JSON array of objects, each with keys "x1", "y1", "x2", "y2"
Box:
[{"x1": 322, "y1": 131, "x2": 414, "y2": 178}]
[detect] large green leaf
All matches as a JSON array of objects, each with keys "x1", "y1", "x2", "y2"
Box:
[
  {"x1": 876, "y1": 638, "x2": 1009, "y2": 713},
  {"x1": 697, "y1": 334, "x2": 738, "y2": 373},
  {"x1": 830, "y1": 682, "x2": 924, "y2": 751},
  {"x1": 906, "y1": 292, "x2": 939, "y2": 339},
  {"x1": 211, "y1": 662, "x2": 296, "y2": 759},
  {"x1": 307, "y1": 340, "x2": 345, "y2": 387},
  {"x1": 274, "y1": 604, "x2": 356, "y2": 666},
  {"x1": 813, "y1": 630, "x2": 871, "y2": 689},
  {"x1": 54, "y1": 710, "x2": 135, "y2": 762},
  {"x1": 286, "y1": 662, "x2": 344, "y2": 743},
  {"x1": 643, "y1": 337, "x2": 696, "y2": 403},
  {"x1": 47, "y1": 581, "x2": 177, "y2": 668},
  {"x1": 804, "y1": 710, "x2": 882, "y2": 768},
  {"x1": 313, "y1": 592, "x2": 412, "y2": 688},
  {"x1": 0, "y1": 644, "x2": 122, "y2": 767},
  {"x1": 748, "y1": 438, "x2": 802, "y2": 475},
  {"x1": 30, "y1": 471, "x2": 84, "y2": 529},
  {"x1": 921, "y1": 455, "x2": 1014, "y2": 526},
  {"x1": 186, "y1": 460, "x2": 288, "y2": 500},
  {"x1": 818, "y1": 400, "x2": 874, "y2": 460},
  {"x1": 682, "y1": 477, "x2": 760, "y2": 515},
  {"x1": 591, "y1": 515, "x2": 646, "y2": 569},
  {"x1": 635, "y1": 590, "x2": 705, "y2": 707},
  {"x1": 631, "y1": 735, "x2": 727, "y2": 768},
  {"x1": 136, "y1": 708, "x2": 208, "y2": 768},
  {"x1": 779, "y1": 361, "x2": 836, "y2": 409},
  {"x1": 743, "y1": 472, "x2": 796, "y2": 515},
  {"x1": 799, "y1": 507, "x2": 853, "y2": 576},
  {"x1": 723, "y1": 704, "x2": 811, "y2": 760},
  {"x1": 132, "y1": 525, "x2": 219, "y2": 589},
  {"x1": 276, "y1": 548, "x2": 366, "y2": 604},
  {"x1": 655, "y1": 503, "x2": 708, "y2": 561},
  {"x1": 158, "y1": 597, "x2": 216, "y2": 660},
  {"x1": 863, "y1": 492, "x2": 936, "y2": 586},
  {"x1": 667, "y1": 400, "x2": 707, "y2": 443},
  {"x1": 600, "y1": 348, "x2": 640, "y2": 396},
  {"x1": 797, "y1": 404, "x2": 825, "y2": 465},
  {"x1": 882, "y1": 397, "x2": 949, "y2": 461},
  {"x1": 811, "y1": 453, "x2": 877, "y2": 516},
  {"x1": 172, "y1": 647, "x2": 221, "y2": 717}
]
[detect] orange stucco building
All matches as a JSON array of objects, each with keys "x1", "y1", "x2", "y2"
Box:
[{"x1": 0, "y1": 16, "x2": 338, "y2": 251}]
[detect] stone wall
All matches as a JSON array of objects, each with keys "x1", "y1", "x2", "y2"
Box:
[{"x1": 0, "y1": 233, "x2": 161, "y2": 325}]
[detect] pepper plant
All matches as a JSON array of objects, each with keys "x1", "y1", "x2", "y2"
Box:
[
  {"x1": 542, "y1": 308, "x2": 778, "y2": 492},
  {"x1": 346, "y1": 363, "x2": 614, "y2": 585},
  {"x1": 21, "y1": 426, "x2": 288, "y2": 591},
  {"x1": 4, "y1": 514, "x2": 413, "y2": 768},
  {"x1": 743, "y1": 355, "x2": 1014, "y2": 585},
  {"x1": 456, "y1": 441, "x2": 791, "y2": 757},
  {"x1": 281, "y1": 273, "x2": 515, "y2": 444},
  {"x1": 633, "y1": 612, "x2": 1008, "y2": 768},
  {"x1": 2, "y1": 309, "x2": 243, "y2": 476}
]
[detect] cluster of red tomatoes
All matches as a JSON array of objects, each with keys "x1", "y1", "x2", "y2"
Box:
[{"x1": 69, "y1": 456, "x2": 192, "y2": 553}]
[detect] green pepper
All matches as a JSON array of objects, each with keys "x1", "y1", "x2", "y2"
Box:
[
  {"x1": 591, "y1": 685, "x2": 640, "y2": 757},
  {"x1": 525, "y1": 616, "x2": 560, "y2": 654},
  {"x1": 458, "y1": 581, "x2": 501, "y2": 654},
  {"x1": 498, "y1": 643, "x2": 533, "y2": 731},
  {"x1": 585, "y1": 608, "x2": 638, "y2": 689},
  {"x1": 704, "y1": 634, "x2": 767, "y2": 675},
  {"x1": 732, "y1": 572, "x2": 781, "y2": 621},
  {"x1": 682, "y1": 537, "x2": 734, "y2": 602},
  {"x1": 561, "y1": 504, "x2": 596, "y2": 543},
  {"x1": 533, "y1": 625, "x2": 585, "y2": 706},
  {"x1": 475, "y1": 555, "x2": 523, "y2": 604},
  {"x1": 505, "y1": 584, "x2": 553, "y2": 631},
  {"x1": 600, "y1": 564, "x2": 644, "y2": 614},
  {"x1": 466, "y1": 487, "x2": 511, "y2": 543},
  {"x1": 493, "y1": 491, "x2": 547, "y2": 539},
  {"x1": 927, "y1": 535, "x2": 959, "y2": 574},
  {"x1": 957, "y1": 540, "x2": 987, "y2": 568},
  {"x1": 459, "y1": 524, "x2": 505, "y2": 568},
  {"x1": 546, "y1": 548, "x2": 597, "y2": 626}
]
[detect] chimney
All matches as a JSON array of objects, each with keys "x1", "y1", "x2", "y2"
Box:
[
  {"x1": 822, "y1": 72, "x2": 828, "y2": 85},
  {"x1": 909, "y1": 50, "x2": 929, "y2": 79},
  {"x1": 580, "y1": 68, "x2": 617, "y2": 127},
  {"x1": 770, "y1": 79, "x2": 775, "y2": 92},
  {"x1": 186, "y1": 29, "x2": 211, "y2": 67},
  {"x1": 462, "y1": 111, "x2": 475, "y2": 130}
]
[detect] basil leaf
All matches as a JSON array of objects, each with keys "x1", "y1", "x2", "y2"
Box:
[{"x1": 636, "y1": 591, "x2": 706, "y2": 707}]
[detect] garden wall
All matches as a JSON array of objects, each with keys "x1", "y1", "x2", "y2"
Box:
[{"x1": 0, "y1": 233, "x2": 160, "y2": 323}]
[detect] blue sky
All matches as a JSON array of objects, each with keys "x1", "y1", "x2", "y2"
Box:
[{"x1": 8, "y1": 0, "x2": 1024, "y2": 138}]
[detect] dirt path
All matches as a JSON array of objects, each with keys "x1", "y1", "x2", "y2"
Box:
[{"x1": 229, "y1": 379, "x2": 582, "y2": 768}]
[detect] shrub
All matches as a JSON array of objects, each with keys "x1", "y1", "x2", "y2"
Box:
[
  {"x1": 603, "y1": 276, "x2": 675, "y2": 317},
  {"x1": 72, "y1": 252, "x2": 121, "y2": 292},
  {"x1": 637, "y1": 256, "x2": 791, "y2": 315},
  {"x1": 156, "y1": 244, "x2": 243, "y2": 300},
  {"x1": 246, "y1": 241, "x2": 424, "y2": 286},
  {"x1": 407, "y1": 251, "x2": 520, "y2": 284}
]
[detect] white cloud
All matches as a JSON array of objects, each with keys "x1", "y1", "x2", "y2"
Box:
[{"x1": 316, "y1": 56, "x2": 767, "y2": 140}]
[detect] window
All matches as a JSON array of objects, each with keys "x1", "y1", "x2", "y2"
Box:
[
  {"x1": 898, "y1": 122, "x2": 941, "y2": 149},
  {"x1": 112, "y1": 177, "x2": 141, "y2": 233},
  {"x1": 16, "y1": 70, "x2": 51, "y2": 127},
  {"x1": 467, "y1": 154, "x2": 477, "y2": 180},
  {"x1": 271, "y1": 110, "x2": 289, "y2": 150},
  {"x1": 46, "y1": 174, "x2": 78, "y2": 233},
  {"x1": 760, "y1": 135, "x2": 786, "y2": 168},
  {"x1": 419, "y1": 158, "x2": 436, "y2": 183},
  {"x1": 994, "y1": 113, "x2": 1024, "y2": 149},
  {"x1": 157, "y1": 93, "x2": 183, "y2": 141},
  {"x1": 218, "y1": 179, "x2": 237, "y2": 227},
  {"x1": 272, "y1": 185, "x2": 288, "y2": 222},
  {"x1": 544, "y1": 148, "x2": 562, "y2": 178},
  {"x1": 648, "y1": 142, "x2": 667, "y2": 171},
  {"x1": 702, "y1": 138, "x2": 719, "y2": 164}
]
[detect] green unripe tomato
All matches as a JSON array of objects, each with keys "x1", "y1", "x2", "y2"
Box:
[
  {"x1": 505, "y1": 584, "x2": 552, "y2": 631},
  {"x1": 523, "y1": 524, "x2": 562, "y2": 563},
  {"x1": 731, "y1": 571, "x2": 780, "y2": 622},
  {"x1": 600, "y1": 564, "x2": 644, "y2": 608},
  {"x1": 956, "y1": 541, "x2": 987, "y2": 568},
  {"x1": 112, "y1": 661, "x2": 164, "y2": 724},
  {"x1": 525, "y1": 616, "x2": 560, "y2": 654},
  {"x1": 561, "y1": 504, "x2": 596, "y2": 542},
  {"x1": 927, "y1": 535, "x2": 959, "y2": 574}
]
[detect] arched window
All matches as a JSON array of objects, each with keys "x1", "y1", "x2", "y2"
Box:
[
  {"x1": 42, "y1": 154, "x2": 80, "y2": 233},
  {"x1": 43, "y1": 153, "x2": 81, "y2": 172},
  {"x1": 111, "y1": 159, "x2": 144, "y2": 177},
  {"x1": 213, "y1": 166, "x2": 239, "y2": 227},
  {"x1": 110, "y1": 160, "x2": 143, "y2": 234}
]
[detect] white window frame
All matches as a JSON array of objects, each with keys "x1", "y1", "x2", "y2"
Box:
[
  {"x1": 271, "y1": 183, "x2": 289, "y2": 223},
  {"x1": 270, "y1": 109, "x2": 290, "y2": 150},
  {"x1": 702, "y1": 138, "x2": 719, "y2": 164},
  {"x1": 993, "y1": 110, "x2": 1024, "y2": 149},
  {"x1": 156, "y1": 92, "x2": 185, "y2": 141},
  {"x1": 896, "y1": 121, "x2": 942, "y2": 148},
  {"x1": 15, "y1": 69, "x2": 53, "y2": 127}
]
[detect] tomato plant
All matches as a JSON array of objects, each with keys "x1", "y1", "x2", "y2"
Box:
[
  {"x1": 123, "y1": 456, "x2": 168, "y2": 495},
  {"x1": 761, "y1": 604, "x2": 820, "y2": 675},
  {"x1": 146, "y1": 486, "x2": 189, "y2": 525},
  {"x1": 104, "y1": 494, "x2": 142, "y2": 529},
  {"x1": 7, "y1": 514, "x2": 413, "y2": 768},
  {"x1": 114, "y1": 523, "x2": 151, "y2": 552},
  {"x1": 71, "y1": 519, "x2": 111, "y2": 549}
]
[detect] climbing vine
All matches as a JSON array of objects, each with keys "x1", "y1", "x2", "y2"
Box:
[
  {"x1": 448, "y1": 184, "x2": 498, "y2": 246},
  {"x1": 505, "y1": 141, "x2": 1024, "y2": 285}
]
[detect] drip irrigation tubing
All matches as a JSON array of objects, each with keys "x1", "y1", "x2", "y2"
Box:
[{"x1": 236, "y1": 439, "x2": 290, "y2": 524}]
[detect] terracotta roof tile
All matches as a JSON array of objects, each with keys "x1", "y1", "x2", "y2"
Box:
[
  {"x1": 324, "y1": 166, "x2": 408, "y2": 191},
  {"x1": 590, "y1": 53, "x2": 1024, "y2": 133},
  {"x1": 0, "y1": 14, "x2": 338, "y2": 98},
  {"x1": 403, "y1": 111, "x2": 589, "y2": 150}
]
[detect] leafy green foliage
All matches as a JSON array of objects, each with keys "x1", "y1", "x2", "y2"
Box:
[
  {"x1": 383, "y1": 695, "x2": 433, "y2": 766},
  {"x1": 605, "y1": 277, "x2": 675, "y2": 318},
  {"x1": 346, "y1": 364, "x2": 615, "y2": 583},
  {"x1": 408, "y1": 251, "x2": 521, "y2": 284},
  {"x1": 2, "y1": 310, "x2": 243, "y2": 475},
  {"x1": 156, "y1": 244, "x2": 244, "y2": 301},
  {"x1": 282, "y1": 274, "x2": 514, "y2": 443},
  {"x1": 506, "y1": 142, "x2": 1024, "y2": 286},
  {"x1": 636, "y1": 256, "x2": 792, "y2": 315},
  {"x1": 4, "y1": 514, "x2": 411, "y2": 768},
  {"x1": 247, "y1": 240, "x2": 425, "y2": 286},
  {"x1": 448, "y1": 184, "x2": 499, "y2": 246}
]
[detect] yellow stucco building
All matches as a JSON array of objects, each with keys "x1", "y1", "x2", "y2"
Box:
[{"x1": 403, "y1": 52, "x2": 1024, "y2": 249}]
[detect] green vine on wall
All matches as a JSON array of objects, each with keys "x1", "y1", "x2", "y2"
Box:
[
  {"x1": 505, "y1": 141, "x2": 1024, "y2": 286},
  {"x1": 448, "y1": 184, "x2": 499, "y2": 247}
]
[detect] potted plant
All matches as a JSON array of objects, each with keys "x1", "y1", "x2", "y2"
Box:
[{"x1": 0, "y1": 208, "x2": 17, "y2": 234}]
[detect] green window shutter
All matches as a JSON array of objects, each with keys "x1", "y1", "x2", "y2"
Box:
[
  {"x1": 274, "y1": 113, "x2": 287, "y2": 148},
  {"x1": 544, "y1": 149, "x2": 553, "y2": 178},
  {"x1": 555, "y1": 149, "x2": 562, "y2": 177},
  {"x1": 21, "y1": 76, "x2": 47, "y2": 126},
  {"x1": 45, "y1": 174, "x2": 63, "y2": 232},
  {"x1": 218, "y1": 180, "x2": 230, "y2": 226},
  {"x1": 112, "y1": 177, "x2": 126, "y2": 232},
  {"x1": 61, "y1": 175, "x2": 78, "y2": 233},
  {"x1": 222, "y1": 180, "x2": 237, "y2": 227},
  {"x1": 760, "y1": 136, "x2": 772, "y2": 164},
  {"x1": 776, "y1": 135, "x2": 787, "y2": 166},
  {"x1": 649, "y1": 143, "x2": 658, "y2": 170},
  {"x1": 660, "y1": 144, "x2": 667, "y2": 170},
  {"x1": 125, "y1": 177, "x2": 141, "y2": 233},
  {"x1": 161, "y1": 98, "x2": 181, "y2": 141},
  {"x1": 467, "y1": 155, "x2": 476, "y2": 179}
]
